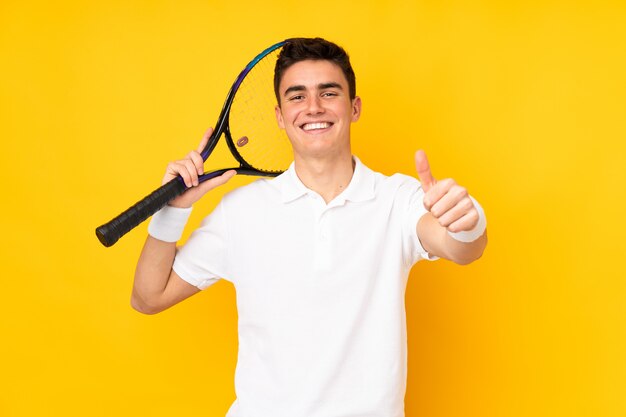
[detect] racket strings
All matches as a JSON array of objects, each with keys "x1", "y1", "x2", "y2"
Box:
[{"x1": 229, "y1": 50, "x2": 292, "y2": 173}]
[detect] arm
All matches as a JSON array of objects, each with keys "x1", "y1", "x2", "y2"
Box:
[
  {"x1": 414, "y1": 150, "x2": 487, "y2": 265},
  {"x1": 131, "y1": 237, "x2": 199, "y2": 314},
  {"x1": 417, "y1": 212, "x2": 487, "y2": 265},
  {"x1": 131, "y1": 128, "x2": 236, "y2": 314}
]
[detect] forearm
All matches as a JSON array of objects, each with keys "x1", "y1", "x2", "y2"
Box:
[
  {"x1": 128, "y1": 133, "x2": 235, "y2": 314},
  {"x1": 131, "y1": 236, "x2": 177, "y2": 313},
  {"x1": 441, "y1": 228, "x2": 488, "y2": 265}
]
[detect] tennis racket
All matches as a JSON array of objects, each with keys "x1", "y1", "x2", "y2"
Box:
[{"x1": 96, "y1": 40, "x2": 291, "y2": 247}]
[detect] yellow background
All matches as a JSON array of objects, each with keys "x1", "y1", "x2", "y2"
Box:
[{"x1": 1, "y1": 1, "x2": 625, "y2": 416}]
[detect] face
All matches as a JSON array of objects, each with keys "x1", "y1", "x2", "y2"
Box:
[{"x1": 275, "y1": 60, "x2": 361, "y2": 160}]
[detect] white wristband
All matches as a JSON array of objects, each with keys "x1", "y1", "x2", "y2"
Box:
[
  {"x1": 447, "y1": 196, "x2": 487, "y2": 243},
  {"x1": 148, "y1": 205, "x2": 193, "y2": 242}
]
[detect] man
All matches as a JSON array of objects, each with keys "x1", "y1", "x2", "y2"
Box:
[{"x1": 132, "y1": 38, "x2": 487, "y2": 417}]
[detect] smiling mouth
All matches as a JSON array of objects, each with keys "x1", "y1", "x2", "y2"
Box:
[{"x1": 300, "y1": 122, "x2": 333, "y2": 131}]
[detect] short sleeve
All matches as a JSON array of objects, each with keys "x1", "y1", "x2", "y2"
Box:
[
  {"x1": 172, "y1": 200, "x2": 232, "y2": 290},
  {"x1": 400, "y1": 178, "x2": 440, "y2": 266}
]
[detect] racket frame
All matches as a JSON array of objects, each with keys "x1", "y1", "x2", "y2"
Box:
[
  {"x1": 197, "y1": 40, "x2": 286, "y2": 183},
  {"x1": 95, "y1": 40, "x2": 288, "y2": 247}
]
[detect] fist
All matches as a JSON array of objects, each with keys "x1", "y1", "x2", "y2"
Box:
[
  {"x1": 415, "y1": 150, "x2": 479, "y2": 233},
  {"x1": 165, "y1": 127, "x2": 236, "y2": 208}
]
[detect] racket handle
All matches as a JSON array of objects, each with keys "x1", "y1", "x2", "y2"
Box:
[{"x1": 95, "y1": 178, "x2": 187, "y2": 247}]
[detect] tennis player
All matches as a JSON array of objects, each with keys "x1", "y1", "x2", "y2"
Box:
[{"x1": 132, "y1": 38, "x2": 487, "y2": 417}]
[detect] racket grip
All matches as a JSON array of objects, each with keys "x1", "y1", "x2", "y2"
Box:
[{"x1": 95, "y1": 178, "x2": 187, "y2": 247}]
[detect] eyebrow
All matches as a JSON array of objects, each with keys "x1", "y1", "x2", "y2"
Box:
[{"x1": 283, "y1": 82, "x2": 343, "y2": 97}]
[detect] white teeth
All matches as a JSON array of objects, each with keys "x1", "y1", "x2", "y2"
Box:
[{"x1": 302, "y1": 122, "x2": 330, "y2": 131}]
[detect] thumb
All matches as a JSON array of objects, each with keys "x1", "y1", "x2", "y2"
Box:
[
  {"x1": 415, "y1": 150, "x2": 436, "y2": 192},
  {"x1": 168, "y1": 170, "x2": 237, "y2": 208},
  {"x1": 197, "y1": 169, "x2": 237, "y2": 194}
]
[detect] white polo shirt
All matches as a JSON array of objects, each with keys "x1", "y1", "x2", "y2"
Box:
[{"x1": 173, "y1": 157, "x2": 437, "y2": 417}]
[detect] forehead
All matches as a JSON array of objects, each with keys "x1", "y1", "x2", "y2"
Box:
[{"x1": 279, "y1": 59, "x2": 348, "y2": 90}]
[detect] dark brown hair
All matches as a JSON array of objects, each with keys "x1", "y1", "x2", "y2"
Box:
[{"x1": 274, "y1": 37, "x2": 356, "y2": 104}]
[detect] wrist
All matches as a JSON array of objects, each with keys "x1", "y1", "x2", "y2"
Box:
[
  {"x1": 447, "y1": 196, "x2": 486, "y2": 243},
  {"x1": 148, "y1": 205, "x2": 193, "y2": 242}
]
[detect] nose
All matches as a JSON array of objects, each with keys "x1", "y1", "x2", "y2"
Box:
[{"x1": 306, "y1": 95, "x2": 324, "y2": 114}]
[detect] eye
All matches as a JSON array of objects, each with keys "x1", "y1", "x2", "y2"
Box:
[
  {"x1": 288, "y1": 95, "x2": 305, "y2": 101},
  {"x1": 321, "y1": 91, "x2": 338, "y2": 97}
]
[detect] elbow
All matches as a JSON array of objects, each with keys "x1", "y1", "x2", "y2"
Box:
[
  {"x1": 452, "y1": 249, "x2": 484, "y2": 265},
  {"x1": 131, "y1": 292, "x2": 164, "y2": 315}
]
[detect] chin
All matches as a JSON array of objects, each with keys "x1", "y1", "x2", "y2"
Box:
[{"x1": 300, "y1": 143, "x2": 349, "y2": 159}]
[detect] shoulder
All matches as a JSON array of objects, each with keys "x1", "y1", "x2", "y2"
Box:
[
  {"x1": 352, "y1": 158, "x2": 424, "y2": 203},
  {"x1": 370, "y1": 169, "x2": 423, "y2": 196},
  {"x1": 356, "y1": 158, "x2": 416, "y2": 186},
  {"x1": 221, "y1": 176, "x2": 282, "y2": 208}
]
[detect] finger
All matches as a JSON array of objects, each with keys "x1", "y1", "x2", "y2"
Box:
[
  {"x1": 435, "y1": 197, "x2": 474, "y2": 228},
  {"x1": 196, "y1": 170, "x2": 237, "y2": 193},
  {"x1": 197, "y1": 127, "x2": 214, "y2": 153},
  {"x1": 180, "y1": 159, "x2": 200, "y2": 186},
  {"x1": 430, "y1": 184, "x2": 469, "y2": 219},
  {"x1": 169, "y1": 170, "x2": 236, "y2": 208},
  {"x1": 212, "y1": 169, "x2": 237, "y2": 186},
  {"x1": 169, "y1": 160, "x2": 199, "y2": 187},
  {"x1": 188, "y1": 151, "x2": 204, "y2": 175},
  {"x1": 447, "y1": 209, "x2": 480, "y2": 233},
  {"x1": 415, "y1": 150, "x2": 436, "y2": 192},
  {"x1": 423, "y1": 178, "x2": 455, "y2": 210},
  {"x1": 167, "y1": 161, "x2": 192, "y2": 188}
]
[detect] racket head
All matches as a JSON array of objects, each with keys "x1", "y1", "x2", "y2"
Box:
[
  {"x1": 96, "y1": 41, "x2": 292, "y2": 247},
  {"x1": 203, "y1": 41, "x2": 292, "y2": 176}
]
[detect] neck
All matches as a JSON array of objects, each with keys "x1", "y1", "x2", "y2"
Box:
[{"x1": 293, "y1": 151, "x2": 355, "y2": 204}]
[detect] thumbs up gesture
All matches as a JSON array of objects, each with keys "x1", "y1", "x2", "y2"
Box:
[{"x1": 415, "y1": 150, "x2": 479, "y2": 234}]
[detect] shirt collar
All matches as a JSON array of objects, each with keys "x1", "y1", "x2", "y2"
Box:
[{"x1": 276, "y1": 156, "x2": 376, "y2": 204}]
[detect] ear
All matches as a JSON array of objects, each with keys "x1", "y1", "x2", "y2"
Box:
[
  {"x1": 351, "y1": 96, "x2": 362, "y2": 122},
  {"x1": 275, "y1": 104, "x2": 285, "y2": 129}
]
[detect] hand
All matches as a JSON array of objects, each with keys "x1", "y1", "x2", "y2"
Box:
[
  {"x1": 165, "y1": 127, "x2": 236, "y2": 208},
  {"x1": 415, "y1": 150, "x2": 479, "y2": 233}
]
